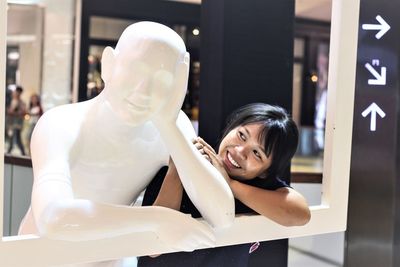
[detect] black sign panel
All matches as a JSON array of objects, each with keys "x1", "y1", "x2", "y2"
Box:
[{"x1": 346, "y1": 0, "x2": 400, "y2": 266}]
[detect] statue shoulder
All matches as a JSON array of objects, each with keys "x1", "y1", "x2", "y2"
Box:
[
  {"x1": 38, "y1": 102, "x2": 89, "y2": 129},
  {"x1": 32, "y1": 102, "x2": 90, "y2": 147}
]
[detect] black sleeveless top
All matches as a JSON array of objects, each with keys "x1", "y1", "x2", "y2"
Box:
[{"x1": 138, "y1": 166, "x2": 289, "y2": 267}]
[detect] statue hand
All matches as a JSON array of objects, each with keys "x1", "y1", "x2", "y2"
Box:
[
  {"x1": 152, "y1": 52, "x2": 190, "y2": 125},
  {"x1": 155, "y1": 207, "x2": 215, "y2": 252}
]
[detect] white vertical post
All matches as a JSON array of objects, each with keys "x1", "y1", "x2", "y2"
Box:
[{"x1": 72, "y1": 0, "x2": 81, "y2": 103}]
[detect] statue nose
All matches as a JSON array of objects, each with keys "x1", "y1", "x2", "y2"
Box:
[{"x1": 127, "y1": 79, "x2": 151, "y2": 107}]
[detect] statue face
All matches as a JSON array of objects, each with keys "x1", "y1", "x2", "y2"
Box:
[
  {"x1": 101, "y1": 22, "x2": 188, "y2": 126},
  {"x1": 104, "y1": 42, "x2": 183, "y2": 126}
]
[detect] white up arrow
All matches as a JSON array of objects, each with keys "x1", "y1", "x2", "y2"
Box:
[
  {"x1": 362, "y1": 15, "x2": 391, "y2": 39},
  {"x1": 361, "y1": 102, "x2": 386, "y2": 131},
  {"x1": 365, "y1": 63, "x2": 386, "y2": 85}
]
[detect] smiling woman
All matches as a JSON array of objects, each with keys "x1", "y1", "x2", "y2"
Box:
[
  {"x1": 139, "y1": 103, "x2": 311, "y2": 267},
  {"x1": 218, "y1": 104, "x2": 299, "y2": 181}
]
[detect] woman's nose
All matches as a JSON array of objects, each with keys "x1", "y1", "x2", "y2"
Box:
[{"x1": 235, "y1": 145, "x2": 248, "y2": 160}]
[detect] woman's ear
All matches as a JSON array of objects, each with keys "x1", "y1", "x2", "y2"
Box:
[{"x1": 101, "y1": 46, "x2": 116, "y2": 83}]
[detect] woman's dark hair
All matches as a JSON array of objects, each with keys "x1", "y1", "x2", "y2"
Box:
[{"x1": 221, "y1": 103, "x2": 299, "y2": 179}]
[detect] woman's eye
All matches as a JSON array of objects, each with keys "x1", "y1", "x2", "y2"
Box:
[
  {"x1": 238, "y1": 131, "x2": 246, "y2": 141},
  {"x1": 254, "y1": 150, "x2": 262, "y2": 159}
]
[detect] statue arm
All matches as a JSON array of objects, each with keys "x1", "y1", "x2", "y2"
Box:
[
  {"x1": 29, "y1": 109, "x2": 214, "y2": 248},
  {"x1": 153, "y1": 111, "x2": 235, "y2": 229},
  {"x1": 32, "y1": 176, "x2": 214, "y2": 247},
  {"x1": 30, "y1": 168, "x2": 215, "y2": 249},
  {"x1": 31, "y1": 176, "x2": 160, "y2": 241},
  {"x1": 28, "y1": 110, "x2": 153, "y2": 241}
]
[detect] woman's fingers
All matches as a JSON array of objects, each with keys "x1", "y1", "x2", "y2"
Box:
[
  {"x1": 203, "y1": 146, "x2": 221, "y2": 166},
  {"x1": 202, "y1": 146, "x2": 231, "y2": 185},
  {"x1": 192, "y1": 137, "x2": 217, "y2": 163},
  {"x1": 203, "y1": 154, "x2": 211, "y2": 162},
  {"x1": 194, "y1": 141, "x2": 203, "y2": 150},
  {"x1": 192, "y1": 139, "x2": 210, "y2": 162},
  {"x1": 195, "y1": 137, "x2": 216, "y2": 154},
  {"x1": 193, "y1": 141, "x2": 205, "y2": 154}
]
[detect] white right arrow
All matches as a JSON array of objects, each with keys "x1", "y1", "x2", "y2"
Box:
[
  {"x1": 362, "y1": 15, "x2": 391, "y2": 39},
  {"x1": 361, "y1": 102, "x2": 386, "y2": 131}
]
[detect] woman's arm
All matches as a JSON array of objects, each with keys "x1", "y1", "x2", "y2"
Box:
[
  {"x1": 230, "y1": 181, "x2": 311, "y2": 226},
  {"x1": 199, "y1": 138, "x2": 310, "y2": 227},
  {"x1": 153, "y1": 159, "x2": 183, "y2": 210}
]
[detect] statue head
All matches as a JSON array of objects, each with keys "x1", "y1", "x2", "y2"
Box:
[{"x1": 101, "y1": 21, "x2": 189, "y2": 125}]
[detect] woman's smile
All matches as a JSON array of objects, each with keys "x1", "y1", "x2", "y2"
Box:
[{"x1": 224, "y1": 151, "x2": 241, "y2": 170}]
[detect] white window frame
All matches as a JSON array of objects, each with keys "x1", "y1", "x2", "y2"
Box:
[{"x1": 0, "y1": 0, "x2": 360, "y2": 265}]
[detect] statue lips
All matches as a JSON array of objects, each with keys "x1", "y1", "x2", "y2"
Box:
[
  {"x1": 126, "y1": 94, "x2": 150, "y2": 113},
  {"x1": 127, "y1": 101, "x2": 149, "y2": 113}
]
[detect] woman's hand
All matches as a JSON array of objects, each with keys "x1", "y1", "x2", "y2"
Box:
[
  {"x1": 193, "y1": 137, "x2": 232, "y2": 186},
  {"x1": 193, "y1": 137, "x2": 214, "y2": 162}
]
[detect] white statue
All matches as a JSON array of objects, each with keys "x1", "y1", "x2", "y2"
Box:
[{"x1": 18, "y1": 21, "x2": 234, "y2": 262}]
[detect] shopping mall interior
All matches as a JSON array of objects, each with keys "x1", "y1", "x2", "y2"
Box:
[{"x1": 1, "y1": 0, "x2": 399, "y2": 266}]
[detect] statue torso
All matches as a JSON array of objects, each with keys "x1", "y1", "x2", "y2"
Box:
[{"x1": 69, "y1": 119, "x2": 169, "y2": 205}]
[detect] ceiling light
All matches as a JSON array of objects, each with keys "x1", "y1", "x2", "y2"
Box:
[
  {"x1": 192, "y1": 28, "x2": 200, "y2": 36},
  {"x1": 8, "y1": 51, "x2": 20, "y2": 60}
]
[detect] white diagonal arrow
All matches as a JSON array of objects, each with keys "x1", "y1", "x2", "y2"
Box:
[
  {"x1": 361, "y1": 102, "x2": 386, "y2": 131},
  {"x1": 362, "y1": 15, "x2": 391, "y2": 39},
  {"x1": 365, "y1": 63, "x2": 386, "y2": 85}
]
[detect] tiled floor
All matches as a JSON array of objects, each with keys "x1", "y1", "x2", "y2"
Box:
[
  {"x1": 288, "y1": 247, "x2": 342, "y2": 267},
  {"x1": 288, "y1": 231, "x2": 344, "y2": 267}
]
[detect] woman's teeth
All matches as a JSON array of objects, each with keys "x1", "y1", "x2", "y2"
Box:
[{"x1": 228, "y1": 152, "x2": 240, "y2": 168}]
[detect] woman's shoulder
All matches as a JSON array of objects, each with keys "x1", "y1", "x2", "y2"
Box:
[{"x1": 245, "y1": 176, "x2": 290, "y2": 190}]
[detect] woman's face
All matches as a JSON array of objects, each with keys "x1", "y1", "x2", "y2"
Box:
[{"x1": 218, "y1": 123, "x2": 272, "y2": 181}]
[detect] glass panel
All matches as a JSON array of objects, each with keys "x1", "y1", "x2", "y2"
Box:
[
  {"x1": 292, "y1": 63, "x2": 303, "y2": 126},
  {"x1": 5, "y1": 0, "x2": 75, "y2": 157},
  {"x1": 90, "y1": 16, "x2": 138, "y2": 40},
  {"x1": 87, "y1": 45, "x2": 105, "y2": 99},
  {"x1": 314, "y1": 42, "x2": 329, "y2": 152},
  {"x1": 294, "y1": 37, "x2": 305, "y2": 58},
  {"x1": 6, "y1": 3, "x2": 43, "y2": 156}
]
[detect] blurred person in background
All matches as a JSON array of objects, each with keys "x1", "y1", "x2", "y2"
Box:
[
  {"x1": 7, "y1": 85, "x2": 27, "y2": 155},
  {"x1": 27, "y1": 93, "x2": 43, "y2": 154},
  {"x1": 4, "y1": 85, "x2": 13, "y2": 150}
]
